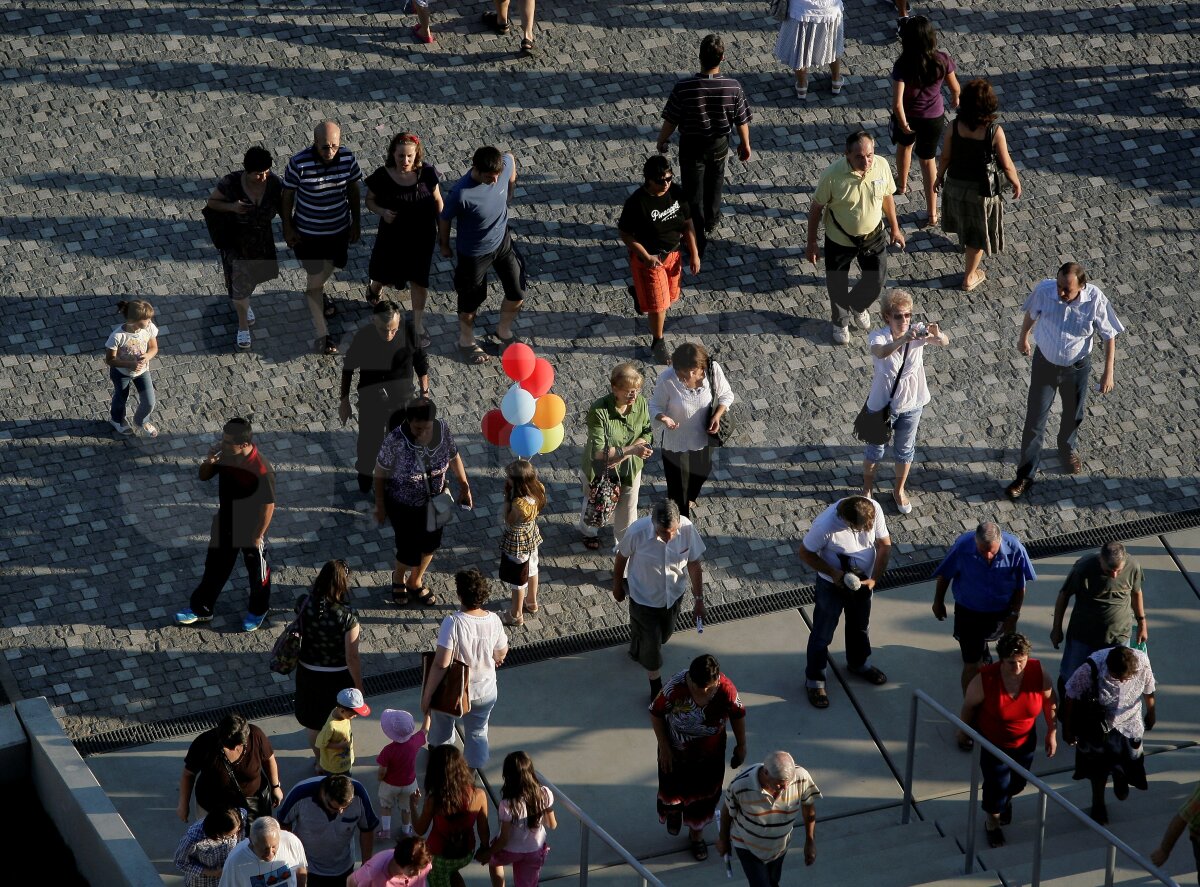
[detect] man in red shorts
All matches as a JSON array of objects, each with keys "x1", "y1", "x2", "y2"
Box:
[{"x1": 618, "y1": 155, "x2": 701, "y2": 365}]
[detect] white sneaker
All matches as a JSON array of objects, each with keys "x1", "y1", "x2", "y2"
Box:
[
  {"x1": 109, "y1": 420, "x2": 134, "y2": 435},
  {"x1": 246, "y1": 306, "x2": 255, "y2": 325},
  {"x1": 831, "y1": 324, "x2": 850, "y2": 345},
  {"x1": 853, "y1": 310, "x2": 872, "y2": 330},
  {"x1": 237, "y1": 329, "x2": 251, "y2": 349}
]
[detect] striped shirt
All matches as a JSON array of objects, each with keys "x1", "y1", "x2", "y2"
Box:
[
  {"x1": 725, "y1": 764, "x2": 821, "y2": 862},
  {"x1": 1023, "y1": 279, "x2": 1124, "y2": 366},
  {"x1": 662, "y1": 73, "x2": 751, "y2": 139},
  {"x1": 283, "y1": 146, "x2": 363, "y2": 236},
  {"x1": 173, "y1": 809, "x2": 247, "y2": 887}
]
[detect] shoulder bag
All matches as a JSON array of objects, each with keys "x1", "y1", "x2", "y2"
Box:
[
  {"x1": 853, "y1": 342, "x2": 910, "y2": 445},
  {"x1": 421, "y1": 617, "x2": 471, "y2": 718},
  {"x1": 202, "y1": 204, "x2": 239, "y2": 252},
  {"x1": 583, "y1": 413, "x2": 621, "y2": 527},
  {"x1": 980, "y1": 123, "x2": 1007, "y2": 198},
  {"x1": 770, "y1": 0, "x2": 789, "y2": 23},
  {"x1": 1071, "y1": 658, "x2": 1113, "y2": 746},
  {"x1": 268, "y1": 594, "x2": 307, "y2": 675},
  {"x1": 705, "y1": 360, "x2": 740, "y2": 448},
  {"x1": 419, "y1": 433, "x2": 456, "y2": 534}
]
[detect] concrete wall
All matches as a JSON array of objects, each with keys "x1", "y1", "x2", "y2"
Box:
[
  {"x1": 0, "y1": 703, "x2": 28, "y2": 782},
  {"x1": 15, "y1": 697, "x2": 161, "y2": 887}
]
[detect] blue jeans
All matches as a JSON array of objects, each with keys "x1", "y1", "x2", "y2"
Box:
[
  {"x1": 1057, "y1": 635, "x2": 1099, "y2": 688},
  {"x1": 805, "y1": 576, "x2": 874, "y2": 687},
  {"x1": 980, "y1": 730, "x2": 1036, "y2": 815},
  {"x1": 429, "y1": 691, "x2": 497, "y2": 769},
  {"x1": 1016, "y1": 349, "x2": 1090, "y2": 480},
  {"x1": 863, "y1": 406, "x2": 922, "y2": 464},
  {"x1": 735, "y1": 847, "x2": 785, "y2": 887},
  {"x1": 109, "y1": 367, "x2": 156, "y2": 426}
]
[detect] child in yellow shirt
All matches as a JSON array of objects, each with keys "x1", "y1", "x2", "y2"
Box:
[{"x1": 315, "y1": 687, "x2": 371, "y2": 775}]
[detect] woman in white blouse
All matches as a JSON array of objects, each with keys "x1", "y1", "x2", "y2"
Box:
[
  {"x1": 862, "y1": 290, "x2": 949, "y2": 514},
  {"x1": 650, "y1": 343, "x2": 735, "y2": 518}
]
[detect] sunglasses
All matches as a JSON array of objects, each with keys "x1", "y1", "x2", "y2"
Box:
[{"x1": 653, "y1": 173, "x2": 673, "y2": 184}]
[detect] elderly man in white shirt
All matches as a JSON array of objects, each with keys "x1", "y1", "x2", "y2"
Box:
[
  {"x1": 613, "y1": 499, "x2": 706, "y2": 701},
  {"x1": 797, "y1": 495, "x2": 891, "y2": 709},
  {"x1": 1006, "y1": 262, "x2": 1124, "y2": 500}
]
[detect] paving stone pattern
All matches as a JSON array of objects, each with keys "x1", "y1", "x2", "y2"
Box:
[{"x1": 0, "y1": 0, "x2": 1197, "y2": 738}]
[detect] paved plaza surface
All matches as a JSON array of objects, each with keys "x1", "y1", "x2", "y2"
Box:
[{"x1": 0, "y1": 0, "x2": 1198, "y2": 740}]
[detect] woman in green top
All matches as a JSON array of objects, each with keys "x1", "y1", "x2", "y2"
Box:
[{"x1": 578, "y1": 362, "x2": 654, "y2": 551}]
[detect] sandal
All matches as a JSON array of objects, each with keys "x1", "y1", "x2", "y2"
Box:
[
  {"x1": 415, "y1": 329, "x2": 432, "y2": 350},
  {"x1": 985, "y1": 825, "x2": 1005, "y2": 848},
  {"x1": 690, "y1": 839, "x2": 708, "y2": 861},
  {"x1": 830, "y1": 78, "x2": 845, "y2": 95},
  {"x1": 482, "y1": 11, "x2": 510, "y2": 34},
  {"x1": 500, "y1": 612, "x2": 524, "y2": 627},
  {"x1": 412, "y1": 586, "x2": 438, "y2": 606},
  {"x1": 458, "y1": 343, "x2": 490, "y2": 365},
  {"x1": 522, "y1": 603, "x2": 539, "y2": 614},
  {"x1": 520, "y1": 37, "x2": 534, "y2": 55},
  {"x1": 317, "y1": 335, "x2": 338, "y2": 355},
  {"x1": 411, "y1": 24, "x2": 434, "y2": 44},
  {"x1": 138, "y1": 422, "x2": 159, "y2": 438},
  {"x1": 964, "y1": 272, "x2": 988, "y2": 293},
  {"x1": 807, "y1": 687, "x2": 830, "y2": 709},
  {"x1": 853, "y1": 665, "x2": 888, "y2": 685},
  {"x1": 582, "y1": 536, "x2": 601, "y2": 551},
  {"x1": 323, "y1": 293, "x2": 337, "y2": 318},
  {"x1": 494, "y1": 330, "x2": 523, "y2": 347},
  {"x1": 365, "y1": 285, "x2": 381, "y2": 306},
  {"x1": 390, "y1": 583, "x2": 410, "y2": 606}
]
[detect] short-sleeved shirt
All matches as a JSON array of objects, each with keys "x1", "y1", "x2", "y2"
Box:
[
  {"x1": 218, "y1": 833, "x2": 306, "y2": 887},
  {"x1": 351, "y1": 850, "x2": 432, "y2": 887},
  {"x1": 891, "y1": 52, "x2": 956, "y2": 119},
  {"x1": 618, "y1": 515, "x2": 706, "y2": 609},
  {"x1": 184, "y1": 724, "x2": 275, "y2": 812},
  {"x1": 342, "y1": 320, "x2": 429, "y2": 394},
  {"x1": 649, "y1": 670, "x2": 745, "y2": 752},
  {"x1": 375, "y1": 420, "x2": 457, "y2": 507},
  {"x1": 277, "y1": 776, "x2": 379, "y2": 877},
  {"x1": 934, "y1": 530, "x2": 1037, "y2": 613},
  {"x1": 175, "y1": 808, "x2": 248, "y2": 887},
  {"x1": 283, "y1": 146, "x2": 363, "y2": 237},
  {"x1": 105, "y1": 322, "x2": 159, "y2": 377},
  {"x1": 802, "y1": 498, "x2": 889, "y2": 582},
  {"x1": 1178, "y1": 781, "x2": 1200, "y2": 838},
  {"x1": 1061, "y1": 553, "x2": 1144, "y2": 648},
  {"x1": 498, "y1": 785, "x2": 555, "y2": 854},
  {"x1": 1023, "y1": 279, "x2": 1125, "y2": 366},
  {"x1": 436, "y1": 611, "x2": 509, "y2": 702},
  {"x1": 1065, "y1": 648, "x2": 1156, "y2": 742},
  {"x1": 215, "y1": 445, "x2": 275, "y2": 546},
  {"x1": 439, "y1": 153, "x2": 513, "y2": 257},
  {"x1": 661, "y1": 73, "x2": 752, "y2": 139},
  {"x1": 377, "y1": 731, "x2": 426, "y2": 787},
  {"x1": 298, "y1": 596, "x2": 359, "y2": 669},
  {"x1": 618, "y1": 183, "x2": 692, "y2": 254},
  {"x1": 725, "y1": 764, "x2": 821, "y2": 863},
  {"x1": 865, "y1": 330, "x2": 931, "y2": 413},
  {"x1": 582, "y1": 393, "x2": 653, "y2": 486},
  {"x1": 315, "y1": 712, "x2": 354, "y2": 774},
  {"x1": 814, "y1": 156, "x2": 896, "y2": 248}
]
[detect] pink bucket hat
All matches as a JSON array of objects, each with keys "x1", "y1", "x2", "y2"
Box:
[{"x1": 381, "y1": 709, "x2": 419, "y2": 743}]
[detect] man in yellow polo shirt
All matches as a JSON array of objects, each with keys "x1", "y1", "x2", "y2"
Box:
[{"x1": 806, "y1": 131, "x2": 906, "y2": 345}]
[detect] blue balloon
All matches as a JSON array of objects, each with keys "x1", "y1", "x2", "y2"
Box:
[
  {"x1": 501, "y1": 383, "x2": 536, "y2": 426},
  {"x1": 509, "y1": 424, "x2": 544, "y2": 459}
]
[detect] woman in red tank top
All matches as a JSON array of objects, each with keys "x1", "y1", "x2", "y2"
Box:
[
  {"x1": 410, "y1": 746, "x2": 490, "y2": 887},
  {"x1": 959, "y1": 633, "x2": 1057, "y2": 848}
]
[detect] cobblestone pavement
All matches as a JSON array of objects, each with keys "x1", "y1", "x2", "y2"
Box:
[{"x1": 0, "y1": 0, "x2": 1197, "y2": 738}]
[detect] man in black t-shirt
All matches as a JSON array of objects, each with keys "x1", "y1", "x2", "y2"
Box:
[
  {"x1": 176, "y1": 417, "x2": 276, "y2": 632},
  {"x1": 618, "y1": 155, "x2": 701, "y2": 365}
]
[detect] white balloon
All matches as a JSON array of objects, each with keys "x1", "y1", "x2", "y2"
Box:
[{"x1": 501, "y1": 383, "x2": 536, "y2": 426}]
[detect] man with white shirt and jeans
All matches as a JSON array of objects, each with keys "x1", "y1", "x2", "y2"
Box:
[
  {"x1": 613, "y1": 499, "x2": 706, "y2": 701},
  {"x1": 1006, "y1": 263, "x2": 1123, "y2": 500},
  {"x1": 798, "y1": 496, "x2": 891, "y2": 709}
]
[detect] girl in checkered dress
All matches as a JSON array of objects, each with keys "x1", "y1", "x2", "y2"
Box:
[{"x1": 498, "y1": 459, "x2": 546, "y2": 627}]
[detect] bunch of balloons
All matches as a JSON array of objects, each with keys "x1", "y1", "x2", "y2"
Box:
[{"x1": 481, "y1": 343, "x2": 567, "y2": 459}]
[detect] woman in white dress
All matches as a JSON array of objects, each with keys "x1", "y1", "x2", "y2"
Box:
[{"x1": 774, "y1": 0, "x2": 845, "y2": 99}]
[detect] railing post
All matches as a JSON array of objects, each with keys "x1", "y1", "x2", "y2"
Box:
[
  {"x1": 1104, "y1": 844, "x2": 1117, "y2": 887},
  {"x1": 579, "y1": 820, "x2": 589, "y2": 887},
  {"x1": 1032, "y1": 791, "x2": 1048, "y2": 885},
  {"x1": 902, "y1": 692, "x2": 918, "y2": 825},
  {"x1": 964, "y1": 741, "x2": 981, "y2": 874}
]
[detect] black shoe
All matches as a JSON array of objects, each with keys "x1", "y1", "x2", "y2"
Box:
[
  {"x1": 649, "y1": 676, "x2": 663, "y2": 701},
  {"x1": 1113, "y1": 773, "x2": 1129, "y2": 801},
  {"x1": 896, "y1": 16, "x2": 909, "y2": 38},
  {"x1": 1005, "y1": 477, "x2": 1033, "y2": 500}
]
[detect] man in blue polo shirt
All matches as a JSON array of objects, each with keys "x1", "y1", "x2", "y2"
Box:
[
  {"x1": 438, "y1": 145, "x2": 524, "y2": 365},
  {"x1": 932, "y1": 521, "x2": 1036, "y2": 705},
  {"x1": 277, "y1": 774, "x2": 377, "y2": 887}
]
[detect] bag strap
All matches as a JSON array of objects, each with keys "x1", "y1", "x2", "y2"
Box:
[
  {"x1": 828, "y1": 207, "x2": 881, "y2": 247},
  {"x1": 983, "y1": 122, "x2": 997, "y2": 166},
  {"x1": 883, "y1": 342, "x2": 911, "y2": 409}
]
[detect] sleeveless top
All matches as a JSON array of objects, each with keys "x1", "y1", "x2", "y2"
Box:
[
  {"x1": 948, "y1": 123, "x2": 991, "y2": 181},
  {"x1": 976, "y1": 659, "x2": 1044, "y2": 749},
  {"x1": 428, "y1": 804, "x2": 479, "y2": 857}
]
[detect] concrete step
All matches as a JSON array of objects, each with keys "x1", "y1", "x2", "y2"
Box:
[
  {"x1": 917, "y1": 872, "x2": 1004, "y2": 887},
  {"x1": 996, "y1": 844, "x2": 1193, "y2": 887}
]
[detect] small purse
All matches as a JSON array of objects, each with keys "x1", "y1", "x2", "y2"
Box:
[
  {"x1": 583, "y1": 417, "x2": 622, "y2": 527},
  {"x1": 705, "y1": 360, "x2": 738, "y2": 448},
  {"x1": 420, "y1": 441, "x2": 456, "y2": 534},
  {"x1": 853, "y1": 342, "x2": 910, "y2": 446},
  {"x1": 421, "y1": 647, "x2": 471, "y2": 718},
  {"x1": 980, "y1": 123, "x2": 1007, "y2": 198},
  {"x1": 268, "y1": 594, "x2": 307, "y2": 675}
]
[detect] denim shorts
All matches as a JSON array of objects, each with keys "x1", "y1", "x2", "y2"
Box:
[{"x1": 863, "y1": 406, "x2": 922, "y2": 464}]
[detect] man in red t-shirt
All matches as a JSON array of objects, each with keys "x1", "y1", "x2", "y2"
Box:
[{"x1": 176, "y1": 417, "x2": 276, "y2": 632}]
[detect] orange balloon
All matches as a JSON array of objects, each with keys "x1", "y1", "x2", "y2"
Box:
[{"x1": 532, "y1": 394, "x2": 566, "y2": 430}]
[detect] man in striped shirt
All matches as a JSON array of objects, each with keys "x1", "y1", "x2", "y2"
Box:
[
  {"x1": 718, "y1": 751, "x2": 819, "y2": 886},
  {"x1": 282, "y1": 120, "x2": 363, "y2": 355},
  {"x1": 656, "y1": 34, "x2": 752, "y2": 256},
  {"x1": 1006, "y1": 262, "x2": 1123, "y2": 500}
]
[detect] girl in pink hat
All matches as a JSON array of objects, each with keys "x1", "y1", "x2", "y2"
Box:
[{"x1": 375, "y1": 709, "x2": 427, "y2": 839}]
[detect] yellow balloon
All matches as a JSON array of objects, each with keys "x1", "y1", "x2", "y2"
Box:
[
  {"x1": 538, "y1": 423, "x2": 564, "y2": 454},
  {"x1": 532, "y1": 394, "x2": 567, "y2": 430}
]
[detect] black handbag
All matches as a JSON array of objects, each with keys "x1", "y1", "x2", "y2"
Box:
[
  {"x1": 705, "y1": 360, "x2": 739, "y2": 448},
  {"x1": 201, "y1": 205, "x2": 239, "y2": 251},
  {"x1": 853, "y1": 342, "x2": 910, "y2": 446},
  {"x1": 980, "y1": 123, "x2": 1007, "y2": 198},
  {"x1": 1072, "y1": 659, "x2": 1113, "y2": 746}
]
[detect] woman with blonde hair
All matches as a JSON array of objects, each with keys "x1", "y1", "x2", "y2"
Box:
[{"x1": 860, "y1": 290, "x2": 948, "y2": 514}]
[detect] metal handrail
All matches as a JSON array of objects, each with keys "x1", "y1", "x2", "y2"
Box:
[
  {"x1": 902, "y1": 689, "x2": 1179, "y2": 887},
  {"x1": 535, "y1": 770, "x2": 667, "y2": 887}
]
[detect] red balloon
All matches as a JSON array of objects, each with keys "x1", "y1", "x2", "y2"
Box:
[
  {"x1": 481, "y1": 409, "x2": 511, "y2": 446},
  {"x1": 520, "y1": 358, "x2": 555, "y2": 397},
  {"x1": 501, "y1": 343, "x2": 536, "y2": 383}
]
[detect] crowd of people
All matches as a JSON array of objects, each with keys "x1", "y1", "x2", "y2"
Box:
[{"x1": 90, "y1": 5, "x2": 1194, "y2": 886}]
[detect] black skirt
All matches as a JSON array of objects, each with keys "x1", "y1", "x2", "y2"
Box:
[{"x1": 294, "y1": 663, "x2": 355, "y2": 731}]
